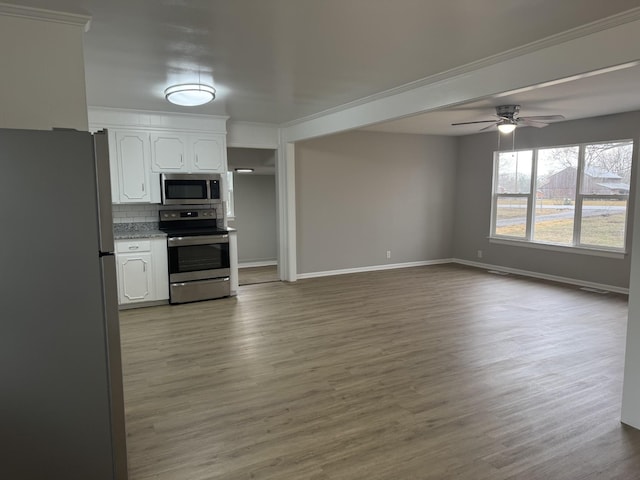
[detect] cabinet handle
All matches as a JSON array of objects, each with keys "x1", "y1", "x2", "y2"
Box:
[
  {"x1": 195, "y1": 154, "x2": 199, "y2": 165},
  {"x1": 143, "y1": 262, "x2": 146, "y2": 272},
  {"x1": 128, "y1": 245, "x2": 139, "y2": 250},
  {"x1": 141, "y1": 183, "x2": 145, "y2": 192}
]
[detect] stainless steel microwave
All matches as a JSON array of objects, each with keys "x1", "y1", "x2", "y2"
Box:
[{"x1": 161, "y1": 173, "x2": 222, "y2": 205}]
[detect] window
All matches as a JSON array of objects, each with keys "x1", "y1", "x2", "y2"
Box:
[{"x1": 491, "y1": 140, "x2": 633, "y2": 252}]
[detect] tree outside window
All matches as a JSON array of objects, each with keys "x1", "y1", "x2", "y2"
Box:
[{"x1": 492, "y1": 140, "x2": 633, "y2": 251}]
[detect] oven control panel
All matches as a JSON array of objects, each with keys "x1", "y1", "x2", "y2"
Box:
[{"x1": 160, "y1": 209, "x2": 216, "y2": 221}]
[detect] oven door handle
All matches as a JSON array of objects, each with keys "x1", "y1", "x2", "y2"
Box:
[{"x1": 168, "y1": 234, "x2": 229, "y2": 247}]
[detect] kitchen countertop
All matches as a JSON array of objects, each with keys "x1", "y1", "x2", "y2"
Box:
[{"x1": 113, "y1": 222, "x2": 166, "y2": 240}]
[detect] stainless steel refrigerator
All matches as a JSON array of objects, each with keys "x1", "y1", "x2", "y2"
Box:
[{"x1": 0, "y1": 128, "x2": 128, "y2": 479}]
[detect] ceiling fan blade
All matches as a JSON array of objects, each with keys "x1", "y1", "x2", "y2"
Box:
[
  {"x1": 479, "y1": 123, "x2": 498, "y2": 131},
  {"x1": 519, "y1": 119, "x2": 548, "y2": 128},
  {"x1": 451, "y1": 120, "x2": 496, "y2": 126},
  {"x1": 519, "y1": 114, "x2": 565, "y2": 121}
]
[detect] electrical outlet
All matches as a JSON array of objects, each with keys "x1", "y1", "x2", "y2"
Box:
[
  {"x1": 477, "y1": 249, "x2": 483, "y2": 259},
  {"x1": 386, "y1": 250, "x2": 391, "y2": 259}
]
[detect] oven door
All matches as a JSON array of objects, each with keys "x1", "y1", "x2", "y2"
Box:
[{"x1": 167, "y1": 234, "x2": 230, "y2": 282}]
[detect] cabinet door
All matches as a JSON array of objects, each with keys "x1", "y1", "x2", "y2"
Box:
[
  {"x1": 117, "y1": 253, "x2": 154, "y2": 304},
  {"x1": 191, "y1": 135, "x2": 226, "y2": 173},
  {"x1": 116, "y1": 131, "x2": 151, "y2": 203},
  {"x1": 150, "y1": 134, "x2": 186, "y2": 172}
]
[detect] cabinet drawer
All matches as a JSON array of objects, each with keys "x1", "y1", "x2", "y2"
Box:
[{"x1": 116, "y1": 240, "x2": 151, "y2": 253}]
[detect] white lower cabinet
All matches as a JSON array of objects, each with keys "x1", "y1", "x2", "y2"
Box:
[{"x1": 115, "y1": 238, "x2": 168, "y2": 306}]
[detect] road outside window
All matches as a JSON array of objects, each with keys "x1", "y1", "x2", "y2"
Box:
[{"x1": 491, "y1": 140, "x2": 633, "y2": 252}]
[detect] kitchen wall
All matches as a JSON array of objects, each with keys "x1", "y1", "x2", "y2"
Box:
[
  {"x1": 230, "y1": 174, "x2": 278, "y2": 265},
  {"x1": 295, "y1": 130, "x2": 457, "y2": 275},
  {"x1": 0, "y1": 10, "x2": 88, "y2": 130},
  {"x1": 112, "y1": 204, "x2": 161, "y2": 224},
  {"x1": 452, "y1": 110, "x2": 640, "y2": 290}
]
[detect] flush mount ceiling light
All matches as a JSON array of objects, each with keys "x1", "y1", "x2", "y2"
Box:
[
  {"x1": 164, "y1": 83, "x2": 215, "y2": 106},
  {"x1": 235, "y1": 168, "x2": 254, "y2": 173}
]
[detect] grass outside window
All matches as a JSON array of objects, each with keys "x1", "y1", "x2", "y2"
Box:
[{"x1": 491, "y1": 140, "x2": 633, "y2": 252}]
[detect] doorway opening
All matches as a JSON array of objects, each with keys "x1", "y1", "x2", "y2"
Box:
[{"x1": 227, "y1": 147, "x2": 279, "y2": 285}]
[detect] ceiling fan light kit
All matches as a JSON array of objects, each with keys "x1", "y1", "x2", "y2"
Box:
[
  {"x1": 165, "y1": 83, "x2": 216, "y2": 106},
  {"x1": 452, "y1": 104, "x2": 565, "y2": 133},
  {"x1": 497, "y1": 122, "x2": 517, "y2": 134}
]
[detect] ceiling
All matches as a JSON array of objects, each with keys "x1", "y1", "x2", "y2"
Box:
[
  {"x1": 7, "y1": 0, "x2": 640, "y2": 133},
  {"x1": 363, "y1": 63, "x2": 640, "y2": 136}
]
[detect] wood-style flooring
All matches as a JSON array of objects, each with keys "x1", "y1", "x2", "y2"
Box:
[
  {"x1": 119, "y1": 264, "x2": 640, "y2": 479},
  {"x1": 238, "y1": 265, "x2": 280, "y2": 286}
]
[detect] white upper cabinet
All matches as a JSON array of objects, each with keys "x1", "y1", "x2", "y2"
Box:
[
  {"x1": 111, "y1": 130, "x2": 161, "y2": 204},
  {"x1": 150, "y1": 134, "x2": 186, "y2": 171},
  {"x1": 150, "y1": 133, "x2": 227, "y2": 174},
  {"x1": 117, "y1": 131, "x2": 148, "y2": 202},
  {"x1": 89, "y1": 108, "x2": 229, "y2": 204},
  {"x1": 191, "y1": 135, "x2": 225, "y2": 172}
]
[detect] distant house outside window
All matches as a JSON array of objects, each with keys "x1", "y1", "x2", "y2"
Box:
[{"x1": 491, "y1": 140, "x2": 633, "y2": 253}]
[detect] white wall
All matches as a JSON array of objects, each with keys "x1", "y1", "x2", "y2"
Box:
[
  {"x1": 231, "y1": 174, "x2": 278, "y2": 264},
  {"x1": 0, "y1": 9, "x2": 89, "y2": 130},
  {"x1": 227, "y1": 121, "x2": 278, "y2": 148},
  {"x1": 452, "y1": 111, "x2": 639, "y2": 290},
  {"x1": 295, "y1": 131, "x2": 457, "y2": 275}
]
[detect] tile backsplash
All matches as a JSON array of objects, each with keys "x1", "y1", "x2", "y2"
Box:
[
  {"x1": 112, "y1": 204, "x2": 161, "y2": 223},
  {"x1": 112, "y1": 203, "x2": 226, "y2": 224}
]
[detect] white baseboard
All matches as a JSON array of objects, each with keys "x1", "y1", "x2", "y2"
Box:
[
  {"x1": 453, "y1": 258, "x2": 629, "y2": 295},
  {"x1": 296, "y1": 257, "x2": 628, "y2": 294},
  {"x1": 296, "y1": 259, "x2": 453, "y2": 280},
  {"x1": 239, "y1": 260, "x2": 277, "y2": 268}
]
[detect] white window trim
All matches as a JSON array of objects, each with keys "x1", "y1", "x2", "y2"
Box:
[
  {"x1": 489, "y1": 237, "x2": 626, "y2": 259},
  {"x1": 490, "y1": 139, "x2": 633, "y2": 255}
]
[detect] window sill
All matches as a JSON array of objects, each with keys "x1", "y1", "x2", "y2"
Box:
[{"x1": 489, "y1": 237, "x2": 627, "y2": 259}]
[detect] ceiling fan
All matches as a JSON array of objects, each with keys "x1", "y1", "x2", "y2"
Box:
[{"x1": 451, "y1": 105, "x2": 565, "y2": 133}]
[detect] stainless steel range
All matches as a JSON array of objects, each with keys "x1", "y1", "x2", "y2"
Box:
[{"x1": 159, "y1": 208, "x2": 230, "y2": 304}]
